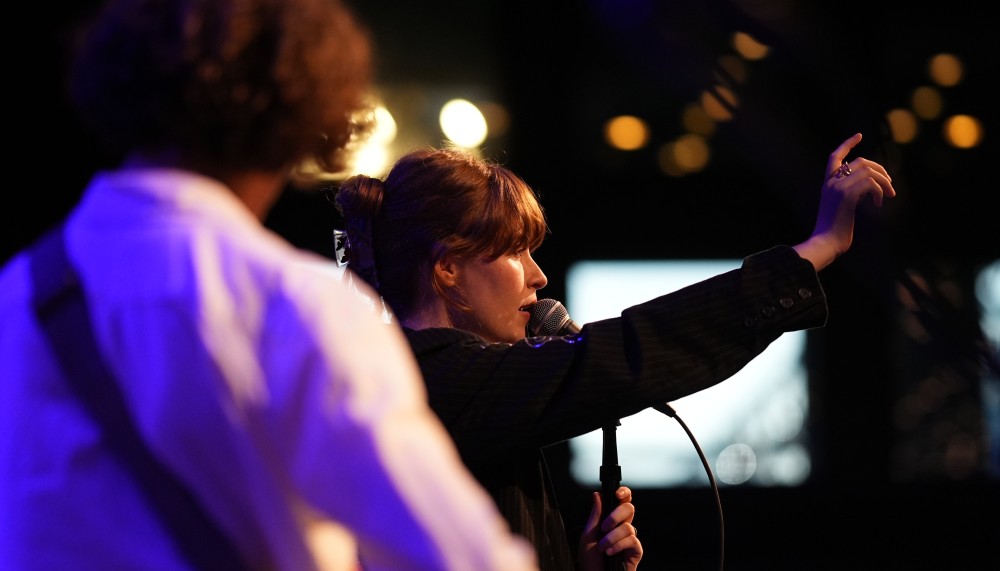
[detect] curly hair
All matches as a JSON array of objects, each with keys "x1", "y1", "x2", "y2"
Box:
[{"x1": 68, "y1": 0, "x2": 374, "y2": 174}]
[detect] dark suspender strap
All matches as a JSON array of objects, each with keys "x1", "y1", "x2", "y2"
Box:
[{"x1": 28, "y1": 225, "x2": 250, "y2": 570}]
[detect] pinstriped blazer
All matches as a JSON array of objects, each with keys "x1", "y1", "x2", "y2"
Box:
[{"x1": 404, "y1": 245, "x2": 829, "y2": 570}]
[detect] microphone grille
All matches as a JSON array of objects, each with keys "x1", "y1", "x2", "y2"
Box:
[{"x1": 527, "y1": 298, "x2": 569, "y2": 336}]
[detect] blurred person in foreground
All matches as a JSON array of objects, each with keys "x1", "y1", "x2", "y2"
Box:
[
  {"x1": 333, "y1": 134, "x2": 895, "y2": 570},
  {"x1": 0, "y1": 0, "x2": 538, "y2": 569}
]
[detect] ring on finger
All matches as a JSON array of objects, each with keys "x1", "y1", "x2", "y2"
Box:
[{"x1": 835, "y1": 160, "x2": 852, "y2": 179}]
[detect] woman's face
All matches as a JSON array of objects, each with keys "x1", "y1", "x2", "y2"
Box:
[{"x1": 449, "y1": 249, "x2": 548, "y2": 344}]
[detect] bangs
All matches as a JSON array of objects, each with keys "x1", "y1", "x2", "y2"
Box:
[{"x1": 459, "y1": 166, "x2": 548, "y2": 259}]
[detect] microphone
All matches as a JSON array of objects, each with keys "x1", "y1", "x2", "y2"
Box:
[
  {"x1": 528, "y1": 298, "x2": 622, "y2": 569},
  {"x1": 527, "y1": 298, "x2": 581, "y2": 336}
]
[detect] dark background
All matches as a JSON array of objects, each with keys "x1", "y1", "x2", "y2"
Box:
[{"x1": 8, "y1": 1, "x2": 998, "y2": 568}]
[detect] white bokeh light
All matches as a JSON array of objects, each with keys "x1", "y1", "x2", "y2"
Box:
[{"x1": 439, "y1": 99, "x2": 488, "y2": 148}]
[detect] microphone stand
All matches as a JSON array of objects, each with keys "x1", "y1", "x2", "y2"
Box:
[{"x1": 600, "y1": 419, "x2": 626, "y2": 571}]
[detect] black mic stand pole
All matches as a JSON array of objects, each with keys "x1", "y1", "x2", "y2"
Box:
[{"x1": 600, "y1": 419, "x2": 627, "y2": 571}]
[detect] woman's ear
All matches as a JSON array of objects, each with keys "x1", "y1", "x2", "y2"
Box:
[{"x1": 434, "y1": 256, "x2": 459, "y2": 287}]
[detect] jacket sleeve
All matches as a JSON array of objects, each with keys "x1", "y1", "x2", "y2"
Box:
[{"x1": 409, "y1": 245, "x2": 828, "y2": 453}]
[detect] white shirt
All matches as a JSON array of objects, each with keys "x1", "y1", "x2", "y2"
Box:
[{"x1": 0, "y1": 169, "x2": 537, "y2": 571}]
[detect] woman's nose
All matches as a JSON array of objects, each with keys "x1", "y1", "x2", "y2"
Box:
[{"x1": 527, "y1": 253, "x2": 547, "y2": 290}]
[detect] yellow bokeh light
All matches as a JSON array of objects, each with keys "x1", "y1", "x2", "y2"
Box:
[
  {"x1": 369, "y1": 105, "x2": 398, "y2": 145},
  {"x1": 701, "y1": 87, "x2": 736, "y2": 121},
  {"x1": 604, "y1": 115, "x2": 650, "y2": 151},
  {"x1": 928, "y1": 53, "x2": 963, "y2": 87},
  {"x1": 672, "y1": 134, "x2": 710, "y2": 172},
  {"x1": 943, "y1": 114, "x2": 983, "y2": 148},
  {"x1": 657, "y1": 143, "x2": 684, "y2": 177},
  {"x1": 886, "y1": 108, "x2": 919, "y2": 144},
  {"x1": 681, "y1": 103, "x2": 716, "y2": 137},
  {"x1": 911, "y1": 86, "x2": 943, "y2": 120},
  {"x1": 716, "y1": 54, "x2": 748, "y2": 84},
  {"x1": 732, "y1": 31, "x2": 770, "y2": 61}
]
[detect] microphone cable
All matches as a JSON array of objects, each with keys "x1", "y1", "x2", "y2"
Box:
[{"x1": 653, "y1": 403, "x2": 725, "y2": 571}]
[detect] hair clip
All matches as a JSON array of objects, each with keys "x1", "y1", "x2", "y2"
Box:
[{"x1": 333, "y1": 229, "x2": 351, "y2": 267}]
